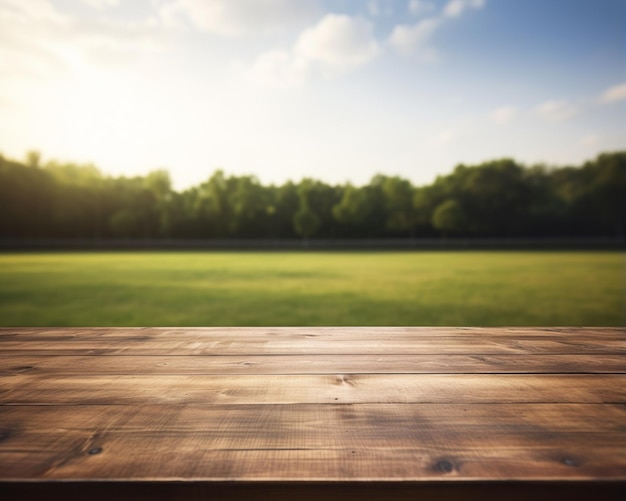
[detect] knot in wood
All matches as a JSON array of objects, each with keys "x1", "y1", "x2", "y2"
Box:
[{"x1": 434, "y1": 459, "x2": 455, "y2": 473}]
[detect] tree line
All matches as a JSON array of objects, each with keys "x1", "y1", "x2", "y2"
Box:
[{"x1": 1, "y1": 150, "x2": 624, "y2": 240}]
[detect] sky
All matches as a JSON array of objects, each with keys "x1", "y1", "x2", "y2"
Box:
[{"x1": 0, "y1": 0, "x2": 624, "y2": 190}]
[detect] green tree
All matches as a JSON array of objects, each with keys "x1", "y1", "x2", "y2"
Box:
[
  {"x1": 298, "y1": 178, "x2": 341, "y2": 238},
  {"x1": 581, "y1": 152, "x2": 626, "y2": 237},
  {"x1": 0, "y1": 155, "x2": 54, "y2": 237},
  {"x1": 359, "y1": 175, "x2": 389, "y2": 237},
  {"x1": 25, "y1": 150, "x2": 41, "y2": 168},
  {"x1": 432, "y1": 199, "x2": 465, "y2": 238},
  {"x1": 273, "y1": 181, "x2": 300, "y2": 238},
  {"x1": 332, "y1": 184, "x2": 370, "y2": 226},
  {"x1": 412, "y1": 186, "x2": 439, "y2": 236},
  {"x1": 110, "y1": 209, "x2": 139, "y2": 237},
  {"x1": 293, "y1": 180, "x2": 321, "y2": 243},
  {"x1": 192, "y1": 170, "x2": 233, "y2": 237},
  {"x1": 293, "y1": 203, "x2": 320, "y2": 242},
  {"x1": 2, "y1": 149, "x2": 626, "y2": 241},
  {"x1": 144, "y1": 169, "x2": 173, "y2": 236},
  {"x1": 228, "y1": 175, "x2": 268, "y2": 237},
  {"x1": 381, "y1": 176, "x2": 415, "y2": 237}
]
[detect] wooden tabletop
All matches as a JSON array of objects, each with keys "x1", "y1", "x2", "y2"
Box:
[{"x1": 1, "y1": 327, "x2": 625, "y2": 500}]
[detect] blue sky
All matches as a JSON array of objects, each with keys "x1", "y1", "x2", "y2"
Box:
[{"x1": 0, "y1": 0, "x2": 624, "y2": 189}]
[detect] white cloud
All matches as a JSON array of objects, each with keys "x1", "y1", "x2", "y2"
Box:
[
  {"x1": 368, "y1": 0, "x2": 380, "y2": 17},
  {"x1": 0, "y1": 0, "x2": 68, "y2": 24},
  {"x1": 432, "y1": 128, "x2": 457, "y2": 146},
  {"x1": 295, "y1": 14, "x2": 380, "y2": 69},
  {"x1": 430, "y1": 117, "x2": 476, "y2": 146},
  {"x1": 367, "y1": 0, "x2": 395, "y2": 17},
  {"x1": 443, "y1": 0, "x2": 485, "y2": 18},
  {"x1": 534, "y1": 99, "x2": 579, "y2": 121},
  {"x1": 581, "y1": 134, "x2": 599, "y2": 147},
  {"x1": 0, "y1": 0, "x2": 170, "y2": 83},
  {"x1": 158, "y1": 2, "x2": 185, "y2": 29},
  {"x1": 0, "y1": 1, "x2": 72, "y2": 81},
  {"x1": 600, "y1": 82, "x2": 626, "y2": 103},
  {"x1": 408, "y1": 0, "x2": 435, "y2": 16},
  {"x1": 389, "y1": 0, "x2": 484, "y2": 56},
  {"x1": 82, "y1": 0, "x2": 120, "y2": 10},
  {"x1": 159, "y1": 0, "x2": 319, "y2": 36},
  {"x1": 488, "y1": 106, "x2": 517, "y2": 125},
  {"x1": 245, "y1": 49, "x2": 309, "y2": 89},
  {"x1": 246, "y1": 14, "x2": 380, "y2": 88},
  {"x1": 388, "y1": 17, "x2": 440, "y2": 56}
]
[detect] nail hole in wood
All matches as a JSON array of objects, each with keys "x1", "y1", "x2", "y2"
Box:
[
  {"x1": 435, "y1": 459, "x2": 454, "y2": 473},
  {"x1": 562, "y1": 457, "x2": 579, "y2": 467}
]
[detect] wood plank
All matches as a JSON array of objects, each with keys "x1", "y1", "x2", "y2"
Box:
[
  {"x1": 2, "y1": 354, "x2": 625, "y2": 375},
  {"x1": 3, "y1": 438, "x2": 625, "y2": 481},
  {"x1": 1, "y1": 327, "x2": 623, "y2": 355},
  {"x1": 1, "y1": 404, "x2": 625, "y2": 480},
  {"x1": 1, "y1": 327, "x2": 625, "y2": 492},
  {"x1": 1, "y1": 336, "x2": 623, "y2": 355},
  {"x1": 2, "y1": 326, "x2": 624, "y2": 339},
  {"x1": 1, "y1": 327, "x2": 622, "y2": 357},
  {"x1": 2, "y1": 374, "x2": 625, "y2": 405},
  {"x1": 3, "y1": 403, "x2": 625, "y2": 445},
  {"x1": 5, "y1": 400, "x2": 626, "y2": 425}
]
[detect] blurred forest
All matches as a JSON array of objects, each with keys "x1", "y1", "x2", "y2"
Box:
[{"x1": 1, "y1": 151, "x2": 624, "y2": 240}]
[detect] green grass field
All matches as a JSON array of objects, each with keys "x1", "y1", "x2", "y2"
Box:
[{"x1": 0, "y1": 251, "x2": 623, "y2": 326}]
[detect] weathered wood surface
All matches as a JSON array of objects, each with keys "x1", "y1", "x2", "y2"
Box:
[
  {"x1": 0, "y1": 327, "x2": 625, "y2": 499},
  {"x1": 4, "y1": 354, "x2": 626, "y2": 375}
]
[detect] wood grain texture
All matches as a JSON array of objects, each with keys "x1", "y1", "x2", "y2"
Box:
[
  {"x1": 1, "y1": 403, "x2": 625, "y2": 480},
  {"x1": 1, "y1": 327, "x2": 624, "y2": 356},
  {"x1": 3, "y1": 354, "x2": 625, "y2": 375},
  {"x1": 2, "y1": 326, "x2": 624, "y2": 339},
  {"x1": 0, "y1": 327, "x2": 625, "y2": 498},
  {"x1": 2, "y1": 374, "x2": 625, "y2": 405}
]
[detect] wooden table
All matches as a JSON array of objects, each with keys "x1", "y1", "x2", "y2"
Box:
[{"x1": 1, "y1": 327, "x2": 625, "y2": 500}]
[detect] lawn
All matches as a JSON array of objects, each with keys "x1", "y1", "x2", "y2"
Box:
[{"x1": 0, "y1": 251, "x2": 623, "y2": 326}]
